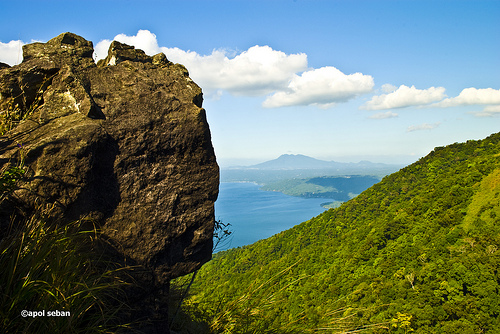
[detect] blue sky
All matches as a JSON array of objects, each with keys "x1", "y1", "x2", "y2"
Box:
[{"x1": 1, "y1": 0, "x2": 499, "y2": 166}]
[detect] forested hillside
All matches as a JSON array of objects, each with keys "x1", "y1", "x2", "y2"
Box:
[{"x1": 181, "y1": 132, "x2": 500, "y2": 334}]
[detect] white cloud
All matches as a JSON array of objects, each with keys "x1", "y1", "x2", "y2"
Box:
[
  {"x1": 483, "y1": 105, "x2": 500, "y2": 114},
  {"x1": 361, "y1": 85, "x2": 447, "y2": 110},
  {"x1": 0, "y1": 40, "x2": 24, "y2": 66},
  {"x1": 115, "y1": 30, "x2": 161, "y2": 56},
  {"x1": 93, "y1": 39, "x2": 113, "y2": 61},
  {"x1": 381, "y1": 83, "x2": 397, "y2": 93},
  {"x1": 369, "y1": 111, "x2": 398, "y2": 119},
  {"x1": 94, "y1": 30, "x2": 378, "y2": 107},
  {"x1": 436, "y1": 87, "x2": 500, "y2": 107},
  {"x1": 406, "y1": 122, "x2": 441, "y2": 132},
  {"x1": 93, "y1": 31, "x2": 158, "y2": 62},
  {"x1": 432, "y1": 87, "x2": 500, "y2": 117},
  {"x1": 262, "y1": 66, "x2": 374, "y2": 108},
  {"x1": 94, "y1": 30, "x2": 308, "y2": 97},
  {"x1": 94, "y1": 30, "x2": 162, "y2": 60},
  {"x1": 472, "y1": 105, "x2": 500, "y2": 117},
  {"x1": 161, "y1": 45, "x2": 308, "y2": 96}
]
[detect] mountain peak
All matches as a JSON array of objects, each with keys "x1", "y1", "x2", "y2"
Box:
[{"x1": 251, "y1": 154, "x2": 333, "y2": 170}]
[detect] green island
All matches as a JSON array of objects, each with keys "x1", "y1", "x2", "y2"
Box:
[
  {"x1": 260, "y1": 175, "x2": 381, "y2": 207},
  {"x1": 172, "y1": 132, "x2": 500, "y2": 334}
]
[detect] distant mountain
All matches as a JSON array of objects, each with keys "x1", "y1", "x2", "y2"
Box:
[
  {"x1": 249, "y1": 154, "x2": 337, "y2": 170},
  {"x1": 221, "y1": 154, "x2": 405, "y2": 184},
  {"x1": 242, "y1": 154, "x2": 399, "y2": 170}
]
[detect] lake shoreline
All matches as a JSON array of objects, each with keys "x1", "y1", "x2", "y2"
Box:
[{"x1": 215, "y1": 182, "x2": 334, "y2": 250}]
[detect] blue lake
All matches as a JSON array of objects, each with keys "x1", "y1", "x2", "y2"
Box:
[{"x1": 214, "y1": 182, "x2": 333, "y2": 250}]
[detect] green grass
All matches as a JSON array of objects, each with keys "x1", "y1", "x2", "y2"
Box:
[
  {"x1": 0, "y1": 207, "x2": 133, "y2": 333},
  {"x1": 0, "y1": 99, "x2": 136, "y2": 333}
]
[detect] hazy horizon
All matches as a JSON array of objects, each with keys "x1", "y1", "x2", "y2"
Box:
[{"x1": 217, "y1": 152, "x2": 417, "y2": 168}]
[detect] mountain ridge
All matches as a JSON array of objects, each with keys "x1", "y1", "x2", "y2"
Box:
[
  {"x1": 227, "y1": 153, "x2": 403, "y2": 170},
  {"x1": 221, "y1": 154, "x2": 404, "y2": 184}
]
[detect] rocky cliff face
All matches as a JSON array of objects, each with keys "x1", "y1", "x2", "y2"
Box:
[{"x1": 0, "y1": 32, "x2": 219, "y2": 332}]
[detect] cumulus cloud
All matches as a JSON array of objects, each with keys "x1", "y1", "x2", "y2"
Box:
[
  {"x1": 161, "y1": 45, "x2": 308, "y2": 96},
  {"x1": 435, "y1": 87, "x2": 500, "y2": 107},
  {"x1": 368, "y1": 111, "x2": 398, "y2": 119},
  {"x1": 381, "y1": 83, "x2": 397, "y2": 93},
  {"x1": 93, "y1": 39, "x2": 113, "y2": 61},
  {"x1": 406, "y1": 122, "x2": 441, "y2": 132},
  {"x1": 361, "y1": 85, "x2": 447, "y2": 110},
  {"x1": 262, "y1": 66, "x2": 374, "y2": 108},
  {"x1": 94, "y1": 30, "x2": 162, "y2": 60},
  {"x1": 0, "y1": 40, "x2": 24, "y2": 66},
  {"x1": 94, "y1": 30, "x2": 377, "y2": 107},
  {"x1": 115, "y1": 30, "x2": 161, "y2": 55},
  {"x1": 94, "y1": 30, "x2": 307, "y2": 97}
]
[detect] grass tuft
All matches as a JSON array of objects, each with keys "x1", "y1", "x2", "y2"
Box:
[{"x1": 0, "y1": 207, "x2": 133, "y2": 333}]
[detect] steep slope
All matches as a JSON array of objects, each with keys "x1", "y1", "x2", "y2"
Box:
[{"x1": 189, "y1": 132, "x2": 500, "y2": 333}]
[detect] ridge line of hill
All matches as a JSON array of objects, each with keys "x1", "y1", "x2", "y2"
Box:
[{"x1": 183, "y1": 132, "x2": 500, "y2": 334}]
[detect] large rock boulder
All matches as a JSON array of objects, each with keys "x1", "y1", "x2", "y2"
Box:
[{"x1": 0, "y1": 33, "x2": 219, "y2": 332}]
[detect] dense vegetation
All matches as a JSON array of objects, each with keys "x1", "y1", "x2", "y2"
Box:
[{"x1": 181, "y1": 132, "x2": 500, "y2": 333}]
